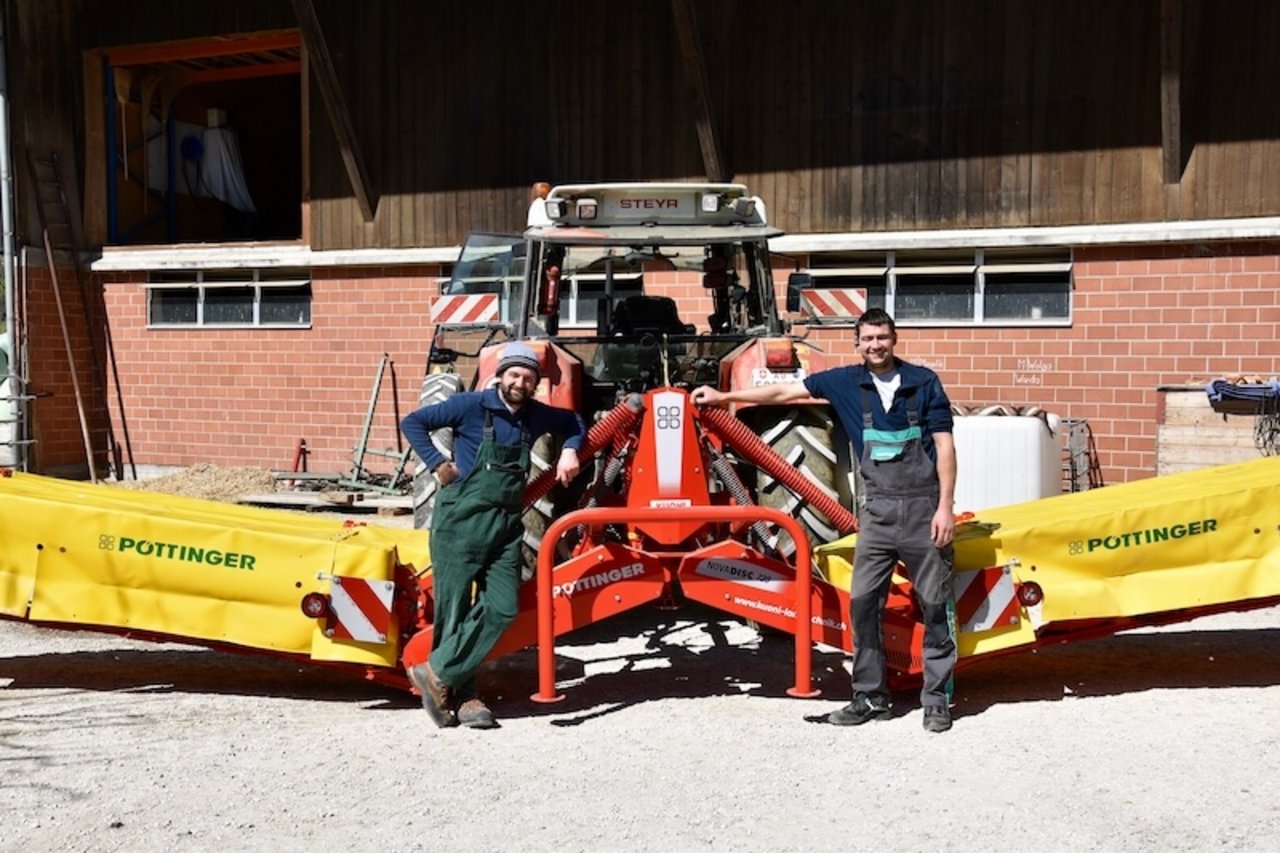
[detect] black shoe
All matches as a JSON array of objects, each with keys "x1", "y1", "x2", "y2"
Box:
[
  {"x1": 827, "y1": 695, "x2": 891, "y2": 726},
  {"x1": 457, "y1": 697, "x2": 500, "y2": 730},
  {"x1": 922, "y1": 705, "x2": 952, "y2": 733},
  {"x1": 408, "y1": 662, "x2": 458, "y2": 728}
]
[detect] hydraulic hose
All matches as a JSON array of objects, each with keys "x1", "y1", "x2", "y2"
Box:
[
  {"x1": 585, "y1": 437, "x2": 632, "y2": 508},
  {"x1": 703, "y1": 437, "x2": 773, "y2": 546},
  {"x1": 523, "y1": 393, "x2": 645, "y2": 511},
  {"x1": 698, "y1": 405, "x2": 857, "y2": 535}
]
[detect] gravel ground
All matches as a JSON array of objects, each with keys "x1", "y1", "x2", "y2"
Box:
[
  {"x1": 4, "y1": 468, "x2": 1279, "y2": 851},
  {"x1": 3, "y1": 588, "x2": 1279, "y2": 852}
]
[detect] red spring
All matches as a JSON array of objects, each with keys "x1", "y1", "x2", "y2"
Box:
[
  {"x1": 522, "y1": 393, "x2": 646, "y2": 511},
  {"x1": 698, "y1": 406, "x2": 857, "y2": 534}
]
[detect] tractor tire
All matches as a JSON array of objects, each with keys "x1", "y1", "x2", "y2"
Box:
[
  {"x1": 745, "y1": 406, "x2": 854, "y2": 561},
  {"x1": 411, "y1": 372, "x2": 464, "y2": 530},
  {"x1": 519, "y1": 433, "x2": 572, "y2": 581}
]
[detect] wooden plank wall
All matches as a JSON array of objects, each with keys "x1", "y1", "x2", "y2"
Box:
[
  {"x1": 304, "y1": 0, "x2": 1280, "y2": 249},
  {"x1": 8, "y1": 0, "x2": 296, "y2": 247},
  {"x1": 1156, "y1": 388, "x2": 1262, "y2": 475},
  {"x1": 9, "y1": 1, "x2": 1280, "y2": 251}
]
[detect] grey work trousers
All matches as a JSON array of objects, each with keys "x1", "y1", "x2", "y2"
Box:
[{"x1": 851, "y1": 494, "x2": 956, "y2": 708}]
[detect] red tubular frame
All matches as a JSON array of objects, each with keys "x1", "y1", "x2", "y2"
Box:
[{"x1": 532, "y1": 505, "x2": 819, "y2": 703}]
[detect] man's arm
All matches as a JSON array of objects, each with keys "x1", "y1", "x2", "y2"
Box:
[
  {"x1": 931, "y1": 431, "x2": 957, "y2": 547},
  {"x1": 550, "y1": 406, "x2": 586, "y2": 486},
  {"x1": 400, "y1": 395, "x2": 468, "y2": 478},
  {"x1": 691, "y1": 381, "x2": 812, "y2": 408}
]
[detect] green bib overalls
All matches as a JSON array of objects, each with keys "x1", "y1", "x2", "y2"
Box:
[
  {"x1": 851, "y1": 386, "x2": 956, "y2": 708},
  {"x1": 427, "y1": 409, "x2": 529, "y2": 698}
]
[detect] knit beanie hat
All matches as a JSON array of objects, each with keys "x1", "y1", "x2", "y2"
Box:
[{"x1": 496, "y1": 341, "x2": 541, "y2": 379}]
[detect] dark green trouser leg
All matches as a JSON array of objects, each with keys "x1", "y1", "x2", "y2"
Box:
[{"x1": 428, "y1": 505, "x2": 522, "y2": 696}]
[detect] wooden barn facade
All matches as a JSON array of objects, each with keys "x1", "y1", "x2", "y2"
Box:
[{"x1": 2, "y1": 0, "x2": 1278, "y2": 486}]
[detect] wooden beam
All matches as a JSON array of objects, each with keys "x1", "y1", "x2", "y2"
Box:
[
  {"x1": 106, "y1": 31, "x2": 300, "y2": 66},
  {"x1": 291, "y1": 0, "x2": 377, "y2": 222},
  {"x1": 671, "y1": 0, "x2": 727, "y2": 182},
  {"x1": 178, "y1": 61, "x2": 302, "y2": 86},
  {"x1": 1160, "y1": 0, "x2": 1183, "y2": 184}
]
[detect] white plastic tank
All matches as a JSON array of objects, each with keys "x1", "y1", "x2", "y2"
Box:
[{"x1": 952, "y1": 412, "x2": 1062, "y2": 512}]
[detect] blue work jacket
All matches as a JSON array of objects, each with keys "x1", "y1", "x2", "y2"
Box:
[
  {"x1": 401, "y1": 387, "x2": 585, "y2": 484},
  {"x1": 804, "y1": 360, "x2": 954, "y2": 462}
]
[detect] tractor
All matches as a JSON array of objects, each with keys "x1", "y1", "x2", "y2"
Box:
[{"x1": 412, "y1": 182, "x2": 854, "y2": 574}]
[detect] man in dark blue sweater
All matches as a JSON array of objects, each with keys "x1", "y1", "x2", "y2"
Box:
[
  {"x1": 693, "y1": 309, "x2": 958, "y2": 732},
  {"x1": 401, "y1": 342, "x2": 585, "y2": 728}
]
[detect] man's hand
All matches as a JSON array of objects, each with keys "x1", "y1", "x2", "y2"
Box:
[
  {"x1": 433, "y1": 460, "x2": 459, "y2": 486},
  {"x1": 555, "y1": 448, "x2": 580, "y2": 486},
  {"x1": 690, "y1": 386, "x2": 728, "y2": 407},
  {"x1": 930, "y1": 504, "x2": 955, "y2": 548}
]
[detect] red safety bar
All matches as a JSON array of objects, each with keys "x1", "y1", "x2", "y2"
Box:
[{"x1": 533, "y1": 505, "x2": 820, "y2": 703}]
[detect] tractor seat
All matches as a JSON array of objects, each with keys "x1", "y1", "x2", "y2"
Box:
[{"x1": 610, "y1": 295, "x2": 693, "y2": 337}]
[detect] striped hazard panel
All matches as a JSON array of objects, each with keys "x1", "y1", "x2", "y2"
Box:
[
  {"x1": 801, "y1": 287, "x2": 866, "y2": 320},
  {"x1": 953, "y1": 565, "x2": 1020, "y2": 633},
  {"x1": 329, "y1": 576, "x2": 395, "y2": 644},
  {"x1": 430, "y1": 293, "x2": 499, "y2": 325}
]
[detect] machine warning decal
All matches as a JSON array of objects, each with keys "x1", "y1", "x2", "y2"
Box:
[
  {"x1": 1068, "y1": 517, "x2": 1218, "y2": 556},
  {"x1": 653, "y1": 391, "x2": 686, "y2": 493},
  {"x1": 100, "y1": 534, "x2": 257, "y2": 570},
  {"x1": 694, "y1": 557, "x2": 788, "y2": 592}
]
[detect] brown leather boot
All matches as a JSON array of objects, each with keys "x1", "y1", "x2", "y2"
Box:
[
  {"x1": 456, "y1": 697, "x2": 499, "y2": 729},
  {"x1": 408, "y1": 662, "x2": 457, "y2": 728}
]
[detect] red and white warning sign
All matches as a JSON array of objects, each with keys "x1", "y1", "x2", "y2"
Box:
[
  {"x1": 328, "y1": 576, "x2": 395, "y2": 644},
  {"x1": 800, "y1": 287, "x2": 866, "y2": 320},
  {"x1": 953, "y1": 565, "x2": 1019, "y2": 633},
  {"x1": 430, "y1": 293, "x2": 499, "y2": 325}
]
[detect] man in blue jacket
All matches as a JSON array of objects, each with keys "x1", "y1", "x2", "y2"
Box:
[
  {"x1": 401, "y1": 341, "x2": 585, "y2": 729},
  {"x1": 692, "y1": 309, "x2": 957, "y2": 732}
]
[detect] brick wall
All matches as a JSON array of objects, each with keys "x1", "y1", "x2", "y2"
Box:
[
  {"x1": 78, "y1": 240, "x2": 1280, "y2": 484},
  {"x1": 24, "y1": 263, "x2": 111, "y2": 477},
  {"x1": 797, "y1": 242, "x2": 1280, "y2": 484},
  {"x1": 100, "y1": 265, "x2": 445, "y2": 476}
]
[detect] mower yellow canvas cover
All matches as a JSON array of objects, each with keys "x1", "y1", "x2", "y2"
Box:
[
  {"x1": 1, "y1": 454, "x2": 1277, "y2": 695},
  {"x1": 817, "y1": 455, "x2": 1280, "y2": 664},
  {"x1": 0, "y1": 471, "x2": 428, "y2": 673}
]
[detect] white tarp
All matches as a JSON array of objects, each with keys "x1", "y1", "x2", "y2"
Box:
[{"x1": 147, "y1": 118, "x2": 256, "y2": 213}]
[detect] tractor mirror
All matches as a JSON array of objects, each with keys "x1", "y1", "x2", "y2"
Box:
[{"x1": 786, "y1": 271, "x2": 812, "y2": 312}]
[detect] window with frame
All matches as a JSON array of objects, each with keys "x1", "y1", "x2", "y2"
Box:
[
  {"x1": 558, "y1": 272, "x2": 644, "y2": 329},
  {"x1": 146, "y1": 269, "x2": 312, "y2": 327},
  {"x1": 803, "y1": 248, "x2": 1071, "y2": 326}
]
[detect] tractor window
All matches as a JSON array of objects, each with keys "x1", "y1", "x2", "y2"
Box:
[
  {"x1": 559, "y1": 273, "x2": 643, "y2": 329},
  {"x1": 443, "y1": 233, "x2": 525, "y2": 324}
]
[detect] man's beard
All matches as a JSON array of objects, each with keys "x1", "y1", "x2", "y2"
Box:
[{"x1": 499, "y1": 384, "x2": 529, "y2": 406}]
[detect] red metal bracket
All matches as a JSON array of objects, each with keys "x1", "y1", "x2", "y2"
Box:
[{"x1": 532, "y1": 505, "x2": 820, "y2": 703}]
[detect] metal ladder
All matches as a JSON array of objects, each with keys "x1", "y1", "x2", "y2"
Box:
[
  {"x1": 26, "y1": 150, "x2": 133, "y2": 481},
  {"x1": 336, "y1": 353, "x2": 412, "y2": 495}
]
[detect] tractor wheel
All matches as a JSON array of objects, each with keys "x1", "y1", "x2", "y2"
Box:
[
  {"x1": 745, "y1": 406, "x2": 854, "y2": 560},
  {"x1": 519, "y1": 433, "x2": 572, "y2": 581},
  {"x1": 411, "y1": 372, "x2": 464, "y2": 530}
]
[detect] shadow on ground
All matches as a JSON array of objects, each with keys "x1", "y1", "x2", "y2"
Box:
[
  {"x1": 952, "y1": 626, "x2": 1280, "y2": 718},
  {"x1": 4, "y1": 607, "x2": 1279, "y2": 723}
]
